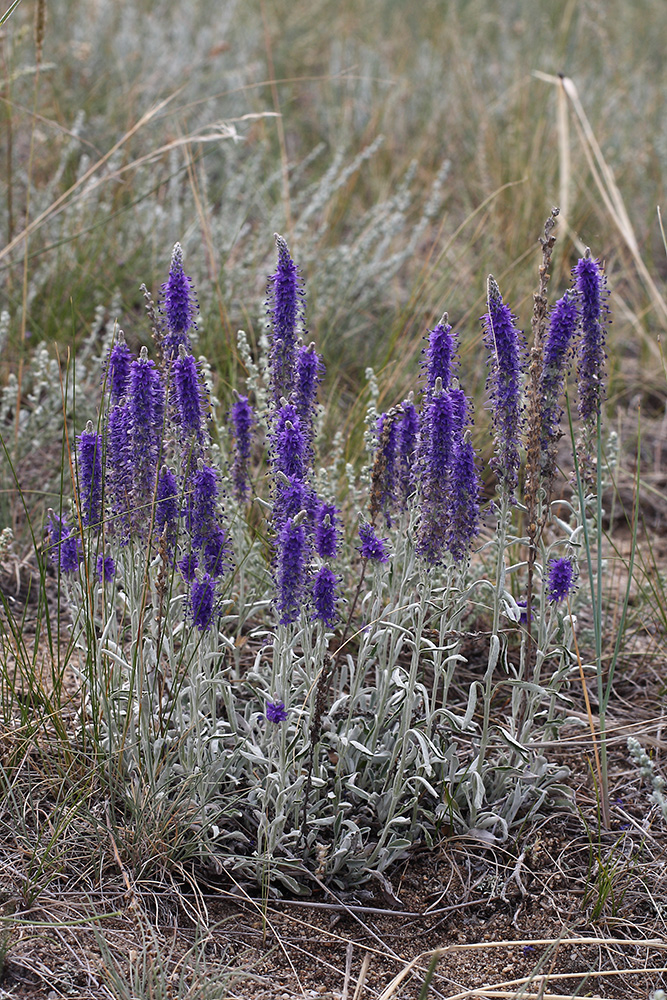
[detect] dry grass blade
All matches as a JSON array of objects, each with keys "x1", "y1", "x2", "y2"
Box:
[
  {"x1": 375, "y1": 936, "x2": 666, "y2": 1000},
  {"x1": 535, "y1": 70, "x2": 667, "y2": 336},
  {"x1": 0, "y1": 90, "x2": 181, "y2": 265}
]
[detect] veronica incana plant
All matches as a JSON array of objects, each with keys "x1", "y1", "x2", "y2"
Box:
[{"x1": 51, "y1": 229, "x2": 609, "y2": 890}]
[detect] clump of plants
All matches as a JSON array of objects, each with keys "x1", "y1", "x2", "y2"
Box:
[{"x1": 41, "y1": 214, "x2": 611, "y2": 892}]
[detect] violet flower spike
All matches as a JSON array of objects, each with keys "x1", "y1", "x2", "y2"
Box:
[
  {"x1": 106, "y1": 334, "x2": 132, "y2": 403},
  {"x1": 161, "y1": 242, "x2": 197, "y2": 357},
  {"x1": 358, "y1": 520, "x2": 389, "y2": 563},
  {"x1": 546, "y1": 557, "x2": 576, "y2": 603},
  {"x1": 294, "y1": 342, "x2": 323, "y2": 439},
  {"x1": 203, "y1": 524, "x2": 231, "y2": 578},
  {"x1": 447, "y1": 433, "x2": 481, "y2": 563},
  {"x1": 96, "y1": 554, "x2": 116, "y2": 583},
  {"x1": 424, "y1": 313, "x2": 457, "y2": 395},
  {"x1": 273, "y1": 473, "x2": 316, "y2": 530},
  {"x1": 573, "y1": 251, "x2": 607, "y2": 425},
  {"x1": 155, "y1": 466, "x2": 179, "y2": 552},
  {"x1": 483, "y1": 276, "x2": 525, "y2": 500},
  {"x1": 274, "y1": 402, "x2": 306, "y2": 479},
  {"x1": 267, "y1": 235, "x2": 303, "y2": 401},
  {"x1": 230, "y1": 395, "x2": 254, "y2": 502},
  {"x1": 539, "y1": 290, "x2": 579, "y2": 451},
  {"x1": 173, "y1": 346, "x2": 205, "y2": 440},
  {"x1": 276, "y1": 515, "x2": 309, "y2": 625},
  {"x1": 190, "y1": 573, "x2": 216, "y2": 631},
  {"x1": 416, "y1": 381, "x2": 455, "y2": 565},
  {"x1": 77, "y1": 421, "x2": 103, "y2": 528},
  {"x1": 312, "y1": 565, "x2": 338, "y2": 627},
  {"x1": 315, "y1": 501, "x2": 339, "y2": 559},
  {"x1": 105, "y1": 401, "x2": 131, "y2": 533},
  {"x1": 178, "y1": 552, "x2": 198, "y2": 582},
  {"x1": 266, "y1": 700, "x2": 288, "y2": 723},
  {"x1": 127, "y1": 348, "x2": 165, "y2": 513},
  {"x1": 185, "y1": 462, "x2": 219, "y2": 546},
  {"x1": 46, "y1": 511, "x2": 79, "y2": 574}
]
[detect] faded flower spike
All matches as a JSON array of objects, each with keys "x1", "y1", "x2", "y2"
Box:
[
  {"x1": 161, "y1": 242, "x2": 197, "y2": 356},
  {"x1": 397, "y1": 398, "x2": 418, "y2": 502},
  {"x1": 266, "y1": 700, "x2": 288, "y2": 723},
  {"x1": 546, "y1": 557, "x2": 576, "y2": 603},
  {"x1": 483, "y1": 276, "x2": 525, "y2": 500}
]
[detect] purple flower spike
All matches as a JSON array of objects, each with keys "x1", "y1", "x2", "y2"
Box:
[
  {"x1": 424, "y1": 314, "x2": 457, "y2": 395},
  {"x1": 45, "y1": 512, "x2": 79, "y2": 574},
  {"x1": 276, "y1": 516, "x2": 309, "y2": 625},
  {"x1": 546, "y1": 557, "x2": 576, "y2": 603},
  {"x1": 185, "y1": 463, "x2": 219, "y2": 545},
  {"x1": 190, "y1": 573, "x2": 216, "y2": 631},
  {"x1": 161, "y1": 243, "x2": 197, "y2": 357},
  {"x1": 203, "y1": 524, "x2": 230, "y2": 577},
  {"x1": 573, "y1": 252, "x2": 607, "y2": 425},
  {"x1": 267, "y1": 235, "x2": 303, "y2": 401},
  {"x1": 155, "y1": 466, "x2": 179, "y2": 551},
  {"x1": 173, "y1": 347, "x2": 205, "y2": 440},
  {"x1": 97, "y1": 554, "x2": 116, "y2": 582},
  {"x1": 230, "y1": 395, "x2": 254, "y2": 502},
  {"x1": 448, "y1": 384, "x2": 468, "y2": 437},
  {"x1": 266, "y1": 700, "x2": 288, "y2": 723},
  {"x1": 106, "y1": 335, "x2": 133, "y2": 402},
  {"x1": 312, "y1": 565, "x2": 338, "y2": 627},
  {"x1": 540, "y1": 290, "x2": 579, "y2": 451},
  {"x1": 295, "y1": 342, "x2": 323, "y2": 437},
  {"x1": 275, "y1": 402, "x2": 306, "y2": 479},
  {"x1": 274, "y1": 473, "x2": 316, "y2": 530},
  {"x1": 447, "y1": 435, "x2": 481, "y2": 563},
  {"x1": 106, "y1": 402, "x2": 131, "y2": 533},
  {"x1": 483, "y1": 276, "x2": 525, "y2": 500},
  {"x1": 77, "y1": 421, "x2": 103, "y2": 528},
  {"x1": 358, "y1": 520, "x2": 389, "y2": 563},
  {"x1": 178, "y1": 552, "x2": 198, "y2": 582},
  {"x1": 424, "y1": 390, "x2": 454, "y2": 496},
  {"x1": 127, "y1": 349, "x2": 165, "y2": 510},
  {"x1": 155, "y1": 466, "x2": 179, "y2": 527},
  {"x1": 315, "y1": 501, "x2": 339, "y2": 559}
]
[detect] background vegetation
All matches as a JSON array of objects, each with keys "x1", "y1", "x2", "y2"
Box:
[
  {"x1": 1, "y1": 2, "x2": 666, "y2": 997},
  {"x1": 2, "y1": 0, "x2": 666, "y2": 409}
]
